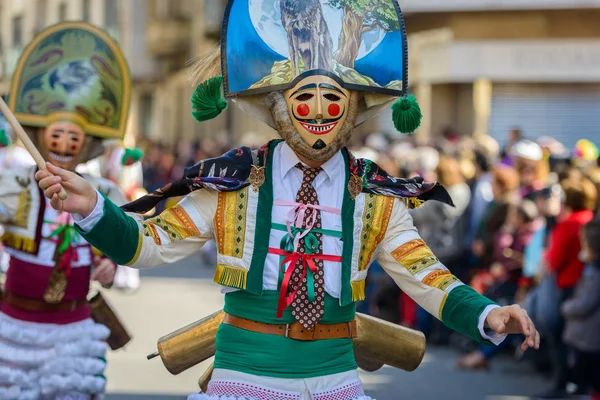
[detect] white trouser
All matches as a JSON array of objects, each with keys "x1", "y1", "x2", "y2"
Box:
[{"x1": 187, "y1": 368, "x2": 374, "y2": 400}]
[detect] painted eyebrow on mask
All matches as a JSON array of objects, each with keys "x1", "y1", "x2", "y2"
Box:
[
  {"x1": 290, "y1": 84, "x2": 317, "y2": 97},
  {"x1": 319, "y1": 83, "x2": 346, "y2": 97}
]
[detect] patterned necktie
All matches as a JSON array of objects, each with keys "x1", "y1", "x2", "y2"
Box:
[{"x1": 288, "y1": 163, "x2": 326, "y2": 330}]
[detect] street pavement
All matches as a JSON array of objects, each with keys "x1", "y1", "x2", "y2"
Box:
[{"x1": 103, "y1": 252, "x2": 552, "y2": 400}]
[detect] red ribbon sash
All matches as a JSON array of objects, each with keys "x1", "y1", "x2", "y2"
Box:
[{"x1": 268, "y1": 247, "x2": 342, "y2": 319}]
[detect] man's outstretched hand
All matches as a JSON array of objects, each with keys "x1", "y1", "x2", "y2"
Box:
[
  {"x1": 486, "y1": 304, "x2": 540, "y2": 351},
  {"x1": 35, "y1": 162, "x2": 98, "y2": 216}
]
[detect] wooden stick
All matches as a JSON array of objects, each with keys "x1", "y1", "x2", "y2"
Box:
[{"x1": 0, "y1": 96, "x2": 68, "y2": 200}]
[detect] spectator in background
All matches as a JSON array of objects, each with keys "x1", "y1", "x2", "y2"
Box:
[
  {"x1": 457, "y1": 200, "x2": 539, "y2": 370},
  {"x1": 537, "y1": 177, "x2": 597, "y2": 399},
  {"x1": 412, "y1": 156, "x2": 471, "y2": 340},
  {"x1": 501, "y1": 127, "x2": 523, "y2": 159},
  {"x1": 465, "y1": 149, "x2": 495, "y2": 251},
  {"x1": 472, "y1": 165, "x2": 520, "y2": 270},
  {"x1": 561, "y1": 218, "x2": 600, "y2": 400},
  {"x1": 142, "y1": 141, "x2": 162, "y2": 191},
  {"x1": 512, "y1": 139, "x2": 548, "y2": 198}
]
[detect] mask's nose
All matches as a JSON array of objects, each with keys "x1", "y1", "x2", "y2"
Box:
[{"x1": 315, "y1": 86, "x2": 323, "y2": 123}]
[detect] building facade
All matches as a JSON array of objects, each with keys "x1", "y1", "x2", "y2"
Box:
[
  {"x1": 0, "y1": 0, "x2": 276, "y2": 148},
  {"x1": 401, "y1": 0, "x2": 600, "y2": 148}
]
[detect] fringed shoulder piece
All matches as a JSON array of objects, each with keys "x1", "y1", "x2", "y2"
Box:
[
  {"x1": 121, "y1": 141, "x2": 277, "y2": 214},
  {"x1": 345, "y1": 148, "x2": 454, "y2": 208}
]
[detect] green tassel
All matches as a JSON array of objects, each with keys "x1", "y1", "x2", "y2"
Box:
[
  {"x1": 191, "y1": 76, "x2": 228, "y2": 122},
  {"x1": 0, "y1": 129, "x2": 9, "y2": 148},
  {"x1": 391, "y1": 94, "x2": 422, "y2": 134},
  {"x1": 121, "y1": 148, "x2": 144, "y2": 166}
]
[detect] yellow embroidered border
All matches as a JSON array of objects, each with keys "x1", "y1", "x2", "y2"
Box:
[
  {"x1": 437, "y1": 275, "x2": 460, "y2": 291},
  {"x1": 216, "y1": 189, "x2": 248, "y2": 259},
  {"x1": 358, "y1": 195, "x2": 394, "y2": 270},
  {"x1": 162, "y1": 206, "x2": 200, "y2": 239},
  {"x1": 438, "y1": 293, "x2": 448, "y2": 319},
  {"x1": 351, "y1": 280, "x2": 366, "y2": 302},
  {"x1": 391, "y1": 239, "x2": 438, "y2": 275},
  {"x1": 422, "y1": 270, "x2": 452, "y2": 286},
  {"x1": 214, "y1": 264, "x2": 248, "y2": 289},
  {"x1": 406, "y1": 256, "x2": 439, "y2": 275},
  {"x1": 232, "y1": 189, "x2": 248, "y2": 258},
  {"x1": 13, "y1": 191, "x2": 32, "y2": 229},
  {"x1": 215, "y1": 193, "x2": 227, "y2": 253},
  {"x1": 143, "y1": 222, "x2": 161, "y2": 245},
  {"x1": 125, "y1": 232, "x2": 144, "y2": 266},
  {"x1": 391, "y1": 239, "x2": 426, "y2": 261},
  {"x1": 142, "y1": 206, "x2": 199, "y2": 245}
]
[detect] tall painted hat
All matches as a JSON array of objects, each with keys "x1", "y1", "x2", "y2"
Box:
[
  {"x1": 8, "y1": 21, "x2": 131, "y2": 140},
  {"x1": 192, "y1": 0, "x2": 421, "y2": 134}
]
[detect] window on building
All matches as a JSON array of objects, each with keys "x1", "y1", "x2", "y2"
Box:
[
  {"x1": 105, "y1": 0, "x2": 118, "y2": 37},
  {"x1": 58, "y1": 2, "x2": 68, "y2": 21},
  {"x1": 35, "y1": 0, "x2": 47, "y2": 33},
  {"x1": 13, "y1": 16, "x2": 23, "y2": 48},
  {"x1": 82, "y1": 0, "x2": 91, "y2": 22},
  {"x1": 138, "y1": 93, "x2": 154, "y2": 137}
]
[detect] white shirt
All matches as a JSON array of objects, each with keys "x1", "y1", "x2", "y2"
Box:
[{"x1": 267, "y1": 143, "x2": 345, "y2": 297}]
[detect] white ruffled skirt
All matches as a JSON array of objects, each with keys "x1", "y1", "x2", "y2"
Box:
[
  {"x1": 187, "y1": 368, "x2": 374, "y2": 400},
  {"x1": 0, "y1": 312, "x2": 110, "y2": 400}
]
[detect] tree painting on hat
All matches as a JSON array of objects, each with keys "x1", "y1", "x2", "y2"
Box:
[{"x1": 328, "y1": 0, "x2": 401, "y2": 69}]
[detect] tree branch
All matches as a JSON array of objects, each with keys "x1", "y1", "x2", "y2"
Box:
[{"x1": 361, "y1": 19, "x2": 388, "y2": 34}]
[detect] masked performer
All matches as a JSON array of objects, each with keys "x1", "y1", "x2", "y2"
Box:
[
  {"x1": 37, "y1": 2, "x2": 539, "y2": 400},
  {"x1": 0, "y1": 22, "x2": 130, "y2": 400}
]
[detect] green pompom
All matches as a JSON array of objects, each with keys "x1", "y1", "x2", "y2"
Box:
[
  {"x1": 191, "y1": 76, "x2": 228, "y2": 123},
  {"x1": 0, "y1": 129, "x2": 9, "y2": 148},
  {"x1": 121, "y1": 148, "x2": 144, "y2": 166},
  {"x1": 391, "y1": 94, "x2": 422, "y2": 134}
]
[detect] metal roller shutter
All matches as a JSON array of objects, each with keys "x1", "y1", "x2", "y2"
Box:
[{"x1": 489, "y1": 83, "x2": 600, "y2": 151}]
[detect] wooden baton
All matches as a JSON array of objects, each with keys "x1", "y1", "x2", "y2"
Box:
[{"x1": 0, "y1": 96, "x2": 68, "y2": 200}]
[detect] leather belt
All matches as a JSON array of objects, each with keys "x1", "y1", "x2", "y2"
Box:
[
  {"x1": 222, "y1": 313, "x2": 357, "y2": 341},
  {"x1": 2, "y1": 291, "x2": 87, "y2": 312}
]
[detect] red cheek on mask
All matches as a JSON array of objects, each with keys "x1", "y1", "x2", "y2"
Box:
[
  {"x1": 51, "y1": 141, "x2": 58, "y2": 148},
  {"x1": 297, "y1": 104, "x2": 310, "y2": 117},
  {"x1": 70, "y1": 145, "x2": 77, "y2": 152},
  {"x1": 328, "y1": 104, "x2": 340, "y2": 117}
]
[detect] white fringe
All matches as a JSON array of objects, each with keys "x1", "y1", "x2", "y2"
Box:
[
  {"x1": 0, "y1": 312, "x2": 108, "y2": 397},
  {"x1": 0, "y1": 385, "x2": 40, "y2": 400},
  {"x1": 38, "y1": 356, "x2": 106, "y2": 376},
  {"x1": 39, "y1": 373, "x2": 106, "y2": 396},
  {"x1": 0, "y1": 339, "x2": 108, "y2": 367},
  {"x1": 0, "y1": 365, "x2": 38, "y2": 387},
  {"x1": 0, "y1": 312, "x2": 110, "y2": 347}
]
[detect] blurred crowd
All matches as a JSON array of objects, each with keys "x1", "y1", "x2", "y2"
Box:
[
  {"x1": 348, "y1": 128, "x2": 600, "y2": 400},
  {"x1": 111, "y1": 128, "x2": 600, "y2": 399}
]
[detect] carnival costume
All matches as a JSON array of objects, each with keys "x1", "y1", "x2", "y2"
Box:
[
  {"x1": 0, "y1": 22, "x2": 131, "y2": 400},
  {"x1": 71, "y1": 2, "x2": 506, "y2": 399}
]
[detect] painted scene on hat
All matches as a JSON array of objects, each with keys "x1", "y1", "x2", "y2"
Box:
[{"x1": 222, "y1": 0, "x2": 407, "y2": 98}]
